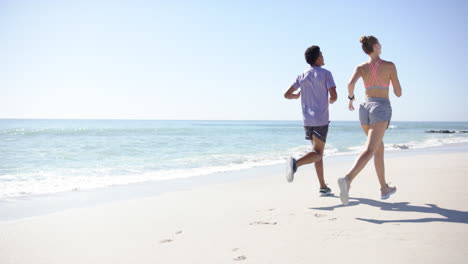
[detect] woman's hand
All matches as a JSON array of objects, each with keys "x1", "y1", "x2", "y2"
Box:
[{"x1": 348, "y1": 99, "x2": 355, "y2": 111}]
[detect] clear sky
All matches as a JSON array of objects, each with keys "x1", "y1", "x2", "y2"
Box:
[{"x1": 1, "y1": 0, "x2": 467, "y2": 121}]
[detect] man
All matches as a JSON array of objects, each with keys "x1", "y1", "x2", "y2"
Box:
[{"x1": 284, "y1": 45, "x2": 337, "y2": 196}]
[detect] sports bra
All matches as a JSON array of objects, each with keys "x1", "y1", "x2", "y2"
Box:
[{"x1": 364, "y1": 59, "x2": 389, "y2": 90}]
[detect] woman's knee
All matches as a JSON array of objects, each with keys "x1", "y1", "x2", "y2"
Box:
[
  {"x1": 362, "y1": 147, "x2": 376, "y2": 158},
  {"x1": 374, "y1": 147, "x2": 384, "y2": 157},
  {"x1": 374, "y1": 142, "x2": 384, "y2": 155}
]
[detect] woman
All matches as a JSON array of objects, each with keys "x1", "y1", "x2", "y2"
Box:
[{"x1": 337, "y1": 36, "x2": 402, "y2": 205}]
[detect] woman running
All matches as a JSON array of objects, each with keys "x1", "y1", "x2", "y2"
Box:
[{"x1": 338, "y1": 36, "x2": 402, "y2": 205}]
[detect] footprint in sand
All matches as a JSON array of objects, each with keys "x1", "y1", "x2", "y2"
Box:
[
  {"x1": 268, "y1": 208, "x2": 275, "y2": 211},
  {"x1": 314, "y1": 213, "x2": 327, "y2": 218},
  {"x1": 233, "y1": 255, "x2": 247, "y2": 261},
  {"x1": 329, "y1": 217, "x2": 337, "y2": 221},
  {"x1": 232, "y1": 248, "x2": 239, "y2": 252},
  {"x1": 160, "y1": 230, "x2": 182, "y2": 243},
  {"x1": 249, "y1": 221, "x2": 277, "y2": 225}
]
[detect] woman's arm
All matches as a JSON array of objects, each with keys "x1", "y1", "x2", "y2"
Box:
[
  {"x1": 347, "y1": 66, "x2": 362, "y2": 110},
  {"x1": 284, "y1": 86, "x2": 301, "y2": 99},
  {"x1": 348, "y1": 66, "x2": 361, "y2": 98},
  {"x1": 390, "y1": 62, "x2": 402, "y2": 97}
]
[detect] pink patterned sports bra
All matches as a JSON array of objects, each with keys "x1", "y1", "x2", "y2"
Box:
[{"x1": 365, "y1": 59, "x2": 389, "y2": 90}]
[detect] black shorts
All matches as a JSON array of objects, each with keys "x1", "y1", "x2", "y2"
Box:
[{"x1": 304, "y1": 125, "x2": 329, "y2": 142}]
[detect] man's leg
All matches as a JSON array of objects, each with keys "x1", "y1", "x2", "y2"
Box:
[
  {"x1": 295, "y1": 143, "x2": 323, "y2": 168},
  {"x1": 287, "y1": 127, "x2": 326, "y2": 184},
  {"x1": 311, "y1": 136, "x2": 326, "y2": 189}
]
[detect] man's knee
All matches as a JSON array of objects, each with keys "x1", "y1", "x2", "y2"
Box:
[
  {"x1": 312, "y1": 140, "x2": 325, "y2": 156},
  {"x1": 312, "y1": 149, "x2": 324, "y2": 158}
]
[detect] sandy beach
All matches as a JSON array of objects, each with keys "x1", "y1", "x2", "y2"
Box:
[{"x1": 1, "y1": 151, "x2": 467, "y2": 264}]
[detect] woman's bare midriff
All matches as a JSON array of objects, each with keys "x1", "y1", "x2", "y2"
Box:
[{"x1": 365, "y1": 89, "x2": 389, "y2": 99}]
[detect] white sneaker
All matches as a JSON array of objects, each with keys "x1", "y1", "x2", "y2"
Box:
[
  {"x1": 286, "y1": 157, "x2": 296, "y2": 183},
  {"x1": 381, "y1": 185, "x2": 397, "y2": 200},
  {"x1": 337, "y1": 177, "x2": 349, "y2": 205}
]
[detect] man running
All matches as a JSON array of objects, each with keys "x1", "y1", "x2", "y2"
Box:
[{"x1": 284, "y1": 45, "x2": 337, "y2": 196}]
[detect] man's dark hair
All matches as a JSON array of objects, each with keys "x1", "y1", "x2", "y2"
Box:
[{"x1": 304, "y1": 45, "x2": 320, "y2": 66}]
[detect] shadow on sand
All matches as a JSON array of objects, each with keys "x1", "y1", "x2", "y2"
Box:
[{"x1": 310, "y1": 196, "x2": 468, "y2": 224}]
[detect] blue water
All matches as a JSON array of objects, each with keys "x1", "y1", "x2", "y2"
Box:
[{"x1": 1, "y1": 119, "x2": 468, "y2": 200}]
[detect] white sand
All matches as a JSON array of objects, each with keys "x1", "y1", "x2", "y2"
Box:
[{"x1": 1, "y1": 152, "x2": 467, "y2": 264}]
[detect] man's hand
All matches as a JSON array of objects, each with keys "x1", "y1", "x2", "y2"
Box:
[{"x1": 329, "y1": 97, "x2": 337, "y2": 104}]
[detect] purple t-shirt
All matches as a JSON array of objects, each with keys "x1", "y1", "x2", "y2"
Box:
[{"x1": 292, "y1": 66, "x2": 336, "y2": 127}]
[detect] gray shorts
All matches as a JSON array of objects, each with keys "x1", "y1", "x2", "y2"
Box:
[{"x1": 359, "y1": 97, "x2": 392, "y2": 126}]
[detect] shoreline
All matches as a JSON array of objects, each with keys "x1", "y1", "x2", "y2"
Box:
[
  {"x1": 1, "y1": 142, "x2": 468, "y2": 222},
  {"x1": 2, "y1": 119, "x2": 468, "y2": 204},
  {"x1": 2, "y1": 118, "x2": 468, "y2": 122}
]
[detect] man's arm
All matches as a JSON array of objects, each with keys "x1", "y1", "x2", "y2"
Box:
[
  {"x1": 284, "y1": 86, "x2": 301, "y2": 99},
  {"x1": 326, "y1": 71, "x2": 337, "y2": 104},
  {"x1": 329, "y1": 87, "x2": 337, "y2": 104},
  {"x1": 389, "y1": 62, "x2": 402, "y2": 97}
]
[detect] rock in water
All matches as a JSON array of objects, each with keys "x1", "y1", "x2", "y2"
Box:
[{"x1": 425, "y1": 130, "x2": 455, "y2": 133}]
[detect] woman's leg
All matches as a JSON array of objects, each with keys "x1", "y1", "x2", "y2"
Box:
[
  {"x1": 374, "y1": 142, "x2": 387, "y2": 189},
  {"x1": 346, "y1": 121, "x2": 388, "y2": 184},
  {"x1": 360, "y1": 126, "x2": 387, "y2": 189}
]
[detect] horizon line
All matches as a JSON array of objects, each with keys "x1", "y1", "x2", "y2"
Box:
[{"x1": 0, "y1": 118, "x2": 467, "y2": 123}]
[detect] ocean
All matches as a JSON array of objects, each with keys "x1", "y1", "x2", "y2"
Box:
[{"x1": 1, "y1": 119, "x2": 468, "y2": 200}]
